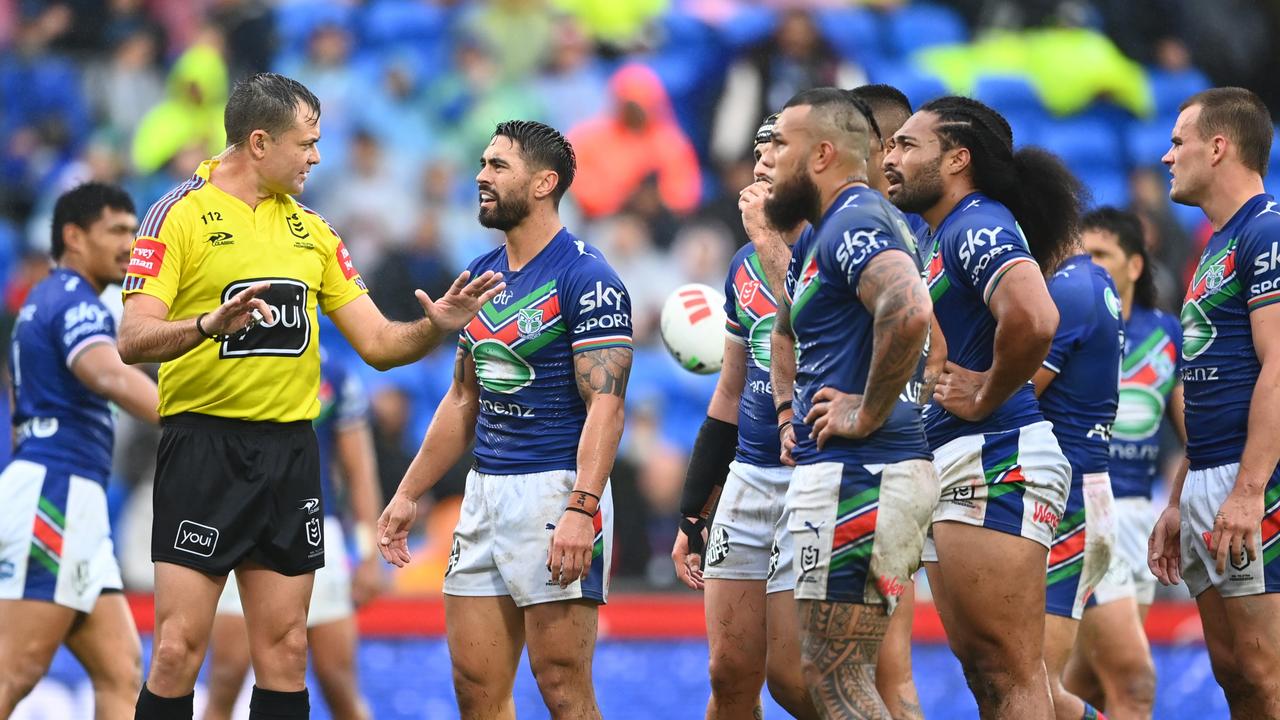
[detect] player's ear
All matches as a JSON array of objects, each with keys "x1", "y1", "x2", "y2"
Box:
[
  {"x1": 945, "y1": 146, "x2": 971, "y2": 178},
  {"x1": 61, "y1": 222, "x2": 85, "y2": 256},
  {"x1": 533, "y1": 169, "x2": 560, "y2": 202},
  {"x1": 248, "y1": 129, "x2": 271, "y2": 160},
  {"x1": 1127, "y1": 252, "x2": 1144, "y2": 285}
]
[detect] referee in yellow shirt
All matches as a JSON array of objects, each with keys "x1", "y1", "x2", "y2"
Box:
[{"x1": 117, "y1": 73, "x2": 503, "y2": 720}]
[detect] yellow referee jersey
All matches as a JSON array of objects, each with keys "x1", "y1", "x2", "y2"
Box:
[{"x1": 122, "y1": 159, "x2": 367, "y2": 422}]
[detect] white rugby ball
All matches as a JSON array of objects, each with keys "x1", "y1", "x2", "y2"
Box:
[{"x1": 660, "y1": 283, "x2": 728, "y2": 374}]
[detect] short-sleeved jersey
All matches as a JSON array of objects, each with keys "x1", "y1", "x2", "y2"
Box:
[
  {"x1": 9, "y1": 268, "x2": 118, "y2": 483},
  {"x1": 121, "y1": 160, "x2": 368, "y2": 422},
  {"x1": 314, "y1": 356, "x2": 369, "y2": 518},
  {"x1": 1180, "y1": 193, "x2": 1280, "y2": 469},
  {"x1": 1111, "y1": 305, "x2": 1182, "y2": 498},
  {"x1": 1037, "y1": 255, "x2": 1123, "y2": 475},
  {"x1": 921, "y1": 192, "x2": 1044, "y2": 450},
  {"x1": 723, "y1": 244, "x2": 782, "y2": 467},
  {"x1": 459, "y1": 228, "x2": 632, "y2": 475},
  {"x1": 788, "y1": 186, "x2": 930, "y2": 465}
]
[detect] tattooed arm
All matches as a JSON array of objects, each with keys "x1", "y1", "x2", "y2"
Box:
[
  {"x1": 546, "y1": 346, "x2": 634, "y2": 588},
  {"x1": 378, "y1": 349, "x2": 480, "y2": 566},
  {"x1": 808, "y1": 251, "x2": 931, "y2": 446},
  {"x1": 920, "y1": 316, "x2": 948, "y2": 405}
]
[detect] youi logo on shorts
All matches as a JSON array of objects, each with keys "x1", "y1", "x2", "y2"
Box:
[
  {"x1": 219, "y1": 278, "x2": 311, "y2": 358},
  {"x1": 174, "y1": 520, "x2": 219, "y2": 557}
]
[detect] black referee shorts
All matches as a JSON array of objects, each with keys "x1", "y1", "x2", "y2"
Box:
[{"x1": 151, "y1": 412, "x2": 324, "y2": 576}]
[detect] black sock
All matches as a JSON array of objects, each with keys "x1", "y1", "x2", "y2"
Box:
[
  {"x1": 134, "y1": 684, "x2": 194, "y2": 720},
  {"x1": 248, "y1": 685, "x2": 310, "y2": 719}
]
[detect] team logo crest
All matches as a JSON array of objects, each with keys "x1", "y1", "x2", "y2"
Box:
[
  {"x1": 800, "y1": 545, "x2": 820, "y2": 573},
  {"x1": 1204, "y1": 265, "x2": 1225, "y2": 293},
  {"x1": 766, "y1": 542, "x2": 780, "y2": 580},
  {"x1": 705, "y1": 526, "x2": 730, "y2": 566},
  {"x1": 516, "y1": 308, "x2": 544, "y2": 338},
  {"x1": 305, "y1": 517, "x2": 323, "y2": 547}
]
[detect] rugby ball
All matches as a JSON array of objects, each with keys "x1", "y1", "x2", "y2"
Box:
[{"x1": 660, "y1": 284, "x2": 728, "y2": 374}]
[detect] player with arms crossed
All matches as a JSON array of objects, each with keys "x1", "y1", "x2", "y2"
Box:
[
  {"x1": 378, "y1": 120, "x2": 632, "y2": 720},
  {"x1": 1066, "y1": 208, "x2": 1183, "y2": 720},
  {"x1": 204, "y1": 352, "x2": 383, "y2": 720},
  {"x1": 671, "y1": 112, "x2": 817, "y2": 720},
  {"x1": 883, "y1": 96, "x2": 1082, "y2": 719},
  {"x1": 762, "y1": 87, "x2": 936, "y2": 718},
  {"x1": 118, "y1": 73, "x2": 501, "y2": 720},
  {"x1": 1148, "y1": 87, "x2": 1280, "y2": 717},
  {"x1": 1031, "y1": 232, "x2": 1123, "y2": 720},
  {"x1": 0, "y1": 183, "x2": 157, "y2": 719}
]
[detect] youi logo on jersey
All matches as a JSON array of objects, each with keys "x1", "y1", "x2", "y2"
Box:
[{"x1": 218, "y1": 278, "x2": 310, "y2": 358}]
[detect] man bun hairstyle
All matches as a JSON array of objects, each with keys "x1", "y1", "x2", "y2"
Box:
[
  {"x1": 1082, "y1": 206, "x2": 1156, "y2": 309},
  {"x1": 921, "y1": 95, "x2": 1086, "y2": 272},
  {"x1": 1180, "y1": 86, "x2": 1273, "y2": 176},
  {"x1": 51, "y1": 182, "x2": 135, "y2": 260},
  {"x1": 492, "y1": 120, "x2": 577, "y2": 205},
  {"x1": 225, "y1": 72, "x2": 322, "y2": 147}
]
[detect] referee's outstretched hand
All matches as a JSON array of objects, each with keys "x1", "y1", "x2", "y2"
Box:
[
  {"x1": 417, "y1": 270, "x2": 506, "y2": 333},
  {"x1": 377, "y1": 492, "x2": 418, "y2": 567},
  {"x1": 206, "y1": 281, "x2": 275, "y2": 337}
]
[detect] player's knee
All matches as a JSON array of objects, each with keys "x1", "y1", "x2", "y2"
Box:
[
  {"x1": 709, "y1": 651, "x2": 764, "y2": 699},
  {"x1": 452, "y1": 662, "x2": 504, "y2": 714},
  {"x1": 267, "y1": 625, "x2": 309, "y2": 676},
  {"x1": 764, "y1": 660, "x2": 804, "y2": 701},
  {"x1": 1229, "y1": 648, "x2": 1280, "y2": 697},
  {"x1": 1105, "y1": 657, "x2": 1156, "y2": 709},
  {"x1": 959, "y1": 650, "x2": 1036, "y2": 709},
  {"x1": 151, "y1": 630, "x2": 205, "y2": 681},
  {"x1": 95, "y1": 650, "x2": 143, "y2": 696},
  {"x1": 311, "y1": 652, "x2": 355, "y2": 695},
  {"x1": 0, "y1": 660, "x2": 45, "y2": 706},
  {"x1": 530, "y1": 654, "x2": 590, "y2": 711}
]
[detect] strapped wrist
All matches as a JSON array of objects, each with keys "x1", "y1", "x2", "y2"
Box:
[
  {"x1": 196, "y1": 313, "x2": 223, "y2": 342},
  {"x1": 567, "y1": 489, "x2": 600, "y2": 516}
]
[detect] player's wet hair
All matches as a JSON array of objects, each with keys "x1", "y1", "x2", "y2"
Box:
[
  {"x1": 848, "y1": 84, "x2": 912, "y2": 134},
  {"x1": 1180, "y1": 87, "x2": 1273, "y2": 176},
  {"x1": 51, "y1": 182, "x2": 135, "y2": 260},
  {"x1": 783, "y1": 87, "x2": 880, "y2": 154},
  {"x1": 1082, "y1": 206, "x2": 1156, "y2": 309},
  {"x1": 920, "y1": 95, "x2": 1085, "y2": 272},
  {"x1": 492, "y1": 120, "x2": 577, "y2": 205},
  {"x1": 225, "y1": 72, "x2": 322, "y2": 147}
]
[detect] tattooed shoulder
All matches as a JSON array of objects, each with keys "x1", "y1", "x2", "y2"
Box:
[{"x1": 574, "y1": 347, "x2": 633, "y2": 398}]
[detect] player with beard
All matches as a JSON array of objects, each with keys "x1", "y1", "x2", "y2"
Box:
[
  {"x1": 672, "y1": 113, "x2": 817, "y2": 719},
  {"x1": 742, "y1": 84, "x2": 937, "y2": 720},
  {"x1": 1148, "y1": 87, "x2": 1280, "y2": 718},
  {"x1": 761, "y1": 87, "x2": 936, "y2": 719},
  {"x1": 883, "y1": 96, "x2": 1083, "y2": 719},
  {"x1": 378, "y1": 120, "x2": 632, "y2": 720},
  {"x1": 1065, "y1": 208, "x2": 1181, "y2": 719},
  {"x1": 0, "y1": 183, "x2": 156, "y2": 719}
]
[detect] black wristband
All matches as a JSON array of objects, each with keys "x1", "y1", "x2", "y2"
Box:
[
  {"x1": 679, "y1": 516, "x2": 708, "y2": 556},
  {"x1": 195, "y1": 313, "x2": 220, "y2": 341},
  {"x1": 775, "y1": 399, "x2": 793, "y2": 418},
  {"x1": 564, "y1": 506, "x2": 594, "y2": 518},
  {"x1": 679, "y1": 416, "x2": 738, "y2": 518}
]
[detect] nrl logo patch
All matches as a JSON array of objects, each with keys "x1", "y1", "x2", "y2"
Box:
[{"x1": 516, "y1": 308, "x2": 544, "y2": 338}]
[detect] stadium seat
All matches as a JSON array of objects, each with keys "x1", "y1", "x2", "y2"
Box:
[
  {"x1": 360, "y1": 1, "x2": 449, "y2": 48},
  {"x1": 869, "y1": 66, "x2": 948, "y2": 111},
  {"x1": 273, "y1": 2, "x2": 355, "y2": 56},
  {"x1": 813, "y1": 6, "x2": 883, "y2": 64},
  {"x1": 1147, "y1": 67, "x2": 1211, "y2": 119},
  {"x1": 1038, "y1": 114, "x2": 1125, "y2": 178},
  {"x1": 885, "y1": 2, "x2": 968, "y2": 58},
  {"x1": 713, "y1": 5, "x2": 778, "y2": 53},
  {"x1": 1125, "y1": 119, "x2": 1173, "y2": 169},
  {"x1": 1078, "y1": 169, "x2": 1130, "y2": 209},
  {"x1": 973, "y1": 76, "x2": 1048, "y2": 122}
]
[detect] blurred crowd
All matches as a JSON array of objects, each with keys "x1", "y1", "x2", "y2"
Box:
[{"x1": 2, "y1": 0, "x2": 1279, "y2": 591}]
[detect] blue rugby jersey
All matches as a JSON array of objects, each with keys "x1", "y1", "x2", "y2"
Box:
[
  {"x1": 9, "y1": 268, "x2": 118, "y2": 483},
  {"x1": 919, "y1": 192, "x2": 1044, "y2": 450},
  {"x1": 723, "y1": 244, "x2": 783, "y2": 467},
  {"x1": 459, "y1": 228, "x2": 633, "y2": 475},
  {"x1": 314, "y1": 356, "x2": 369, "y2": 517},
  {"x1": 1180, "y1": 193, "x2": 1280, "y2": 470},
  {"x1": 1110, "y1": 305, "x2": 1181, "y2": 498},
  {"x1": 1037, "y1": 255, "x2": 1123, "y2": 475},
  {"x1": 788, "y1": 186, "x2": 930, "y2": 466}
]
